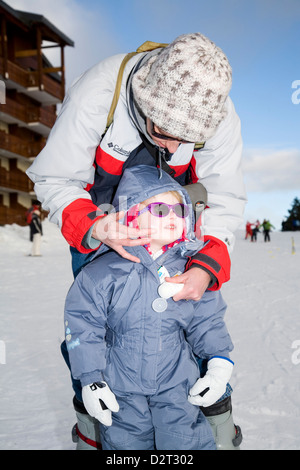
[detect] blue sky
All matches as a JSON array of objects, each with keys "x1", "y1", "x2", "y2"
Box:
[{"x1": 7, "y1": 0, "x2": 300, "y2": 230}]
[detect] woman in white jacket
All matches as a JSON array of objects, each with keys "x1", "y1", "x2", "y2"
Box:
[{"x1": 27, "y1": 33, "x2": 246, "y2": 449}]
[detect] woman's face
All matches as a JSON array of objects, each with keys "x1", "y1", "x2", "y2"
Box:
[
  {"x1": 137, "y1": 192, "x2": 185, "y2": 253},
  {"x1": 146, "y1": 118, "x2": 182, "y2": 154}
]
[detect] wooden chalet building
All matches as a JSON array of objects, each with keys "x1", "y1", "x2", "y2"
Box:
[{"x1": 0, "y1": 0, "x2": 74, "y2": 225}]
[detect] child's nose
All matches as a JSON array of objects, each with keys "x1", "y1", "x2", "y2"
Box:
[{"x1": 169, "y1": 208, "x2": 176, "y2": 219}]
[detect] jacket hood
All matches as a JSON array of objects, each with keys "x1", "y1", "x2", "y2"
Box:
[
  {"x1": 93, "y1": 165, "x2": 203, "y2": 260},
  {"x1": 113, "y1": 165, "x2": 195, "y2": 234}
]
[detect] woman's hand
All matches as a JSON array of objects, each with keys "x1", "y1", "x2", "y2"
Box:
[{"x1": 92, "y1": 211, "x2": 154, "y2": 263}]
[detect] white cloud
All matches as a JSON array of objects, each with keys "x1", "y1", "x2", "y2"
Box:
[{"x1": 242, "y1": 147, "x2": 300, "y2": 193}]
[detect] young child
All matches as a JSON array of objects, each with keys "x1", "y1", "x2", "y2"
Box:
[{"x1": 64, "y1": 165, "x2": 234, "y2": 450}]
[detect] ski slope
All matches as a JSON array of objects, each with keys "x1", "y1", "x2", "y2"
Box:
[{"x1": 0, "y1": 220, "x2": 299, "y2": 450}]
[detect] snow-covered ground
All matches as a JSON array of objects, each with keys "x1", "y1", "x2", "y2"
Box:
[{"x1": 0, "y1": 220, "x2": 299, "y2": 450}]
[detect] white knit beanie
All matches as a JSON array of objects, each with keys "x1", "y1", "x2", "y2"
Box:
[{"x1": 132, "y1": 33, "x2": 232, "y2": 142}]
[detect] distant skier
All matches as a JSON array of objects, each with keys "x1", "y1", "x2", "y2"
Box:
[
  {"x1": 260, "y1": 219, "x2": 275, "y2": 242},
  {"x1": 26, "y1": 201, "x2": 43, "y2": 256},
  {"x1": 251, "y1": 220, "x2": 260, "y2": 242},
  {"x1": 245, "y1": 221, "x2": 252, "y2": 240}
]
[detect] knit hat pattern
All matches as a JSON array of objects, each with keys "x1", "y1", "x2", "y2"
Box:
[{"x1": 132, "y1": 33, "x2": 232, "y2": 142}]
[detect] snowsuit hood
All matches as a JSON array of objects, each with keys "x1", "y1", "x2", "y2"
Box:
[
  {"x1": 94, "y1": 165, "x2": 203, "y2": 259},
  {"x1": 113, "y1": 165, "x2": 193, "y2": 225}
]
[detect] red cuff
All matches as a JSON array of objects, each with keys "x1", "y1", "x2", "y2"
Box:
[
  {"x1": 186, "y1": 235, "x2": 231, "y2": 290},
  {"x1": 61, "y1": 198, "x2": 105, "y2": 253}
]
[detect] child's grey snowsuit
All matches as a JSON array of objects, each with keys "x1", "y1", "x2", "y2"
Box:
[{"x1": 64, "y1": 165, "x2": 233, "y2": 450}]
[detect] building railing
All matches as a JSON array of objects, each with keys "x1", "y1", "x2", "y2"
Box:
[
  {"x1": 0, "y1": 131, "x2": 45, "y2": 158},
  {"x1": 0, "y1": 166, "x2": 34, "y2": 192},
  {"x1": 0, "y1": 97, "x2": 56, "y2": 128},
  {"x1": 0, "y1": 57, "x2": 64, "y2": 101},
  {"x1": 27, "y1": 105, "x2": 56, "y2": 128},
  {"x1": 1, "y1": 96, "x2": 26, "y2": 121},
  {"x1": 0, "y1": 205, "x2": 27, "y2": 226}
]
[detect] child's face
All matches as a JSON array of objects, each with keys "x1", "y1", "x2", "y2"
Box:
[{"x1": 137, "y1": 192, "x2": 186, "y2": 253}]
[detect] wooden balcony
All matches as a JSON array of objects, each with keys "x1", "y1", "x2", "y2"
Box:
[
  {"x1": 0, "y1": 131, "x2": 45, "y2": 159},
  {"x1": 0, "y1": 166, "x2": 33, "y2": 193},
  {"x1": 0, "y1": 96, "x2": 26, "y2": 123},
  {"x1": 0, "y1": 204, "x2": 27, "y2": 226},
  {"x1": 27, "y1": 105, "x2": 56, "y2": 128},
  {"x1": 0, "y1": 97, "x2": 56, "y2": 135},
  {"x1": 0, "y1": 57, "x2": 64, "y2": 104}
]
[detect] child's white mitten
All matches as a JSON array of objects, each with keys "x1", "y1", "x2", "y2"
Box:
[
  {"x1": 188, "y1": 357, "x2": 233, "y2": 407},
  {"x1": 82, "y1": 381, "x2": 119, "y2": 426}
]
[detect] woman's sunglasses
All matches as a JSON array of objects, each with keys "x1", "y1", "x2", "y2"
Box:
[
  {"x1": 138, "y1": 202, "x2": 189, "y2": 218},
  {"x1": 150, "y1": 121, "x2": 191, "y2": 144}
]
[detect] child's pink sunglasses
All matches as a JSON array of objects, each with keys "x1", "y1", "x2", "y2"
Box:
[{"x1": 138, "y1": 202, "x2": 189, "y2": 218}]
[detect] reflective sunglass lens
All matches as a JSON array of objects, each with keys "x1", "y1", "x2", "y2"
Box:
[
  {"x1": 173, "y1": 203, "x2": 189, "y2": 218},
  {"x1": 152, "y1": 203, "x2": 170, "y2": 217},
  {"x1": 150, "y1": 203, "x2": 189, "y2": 218}
]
